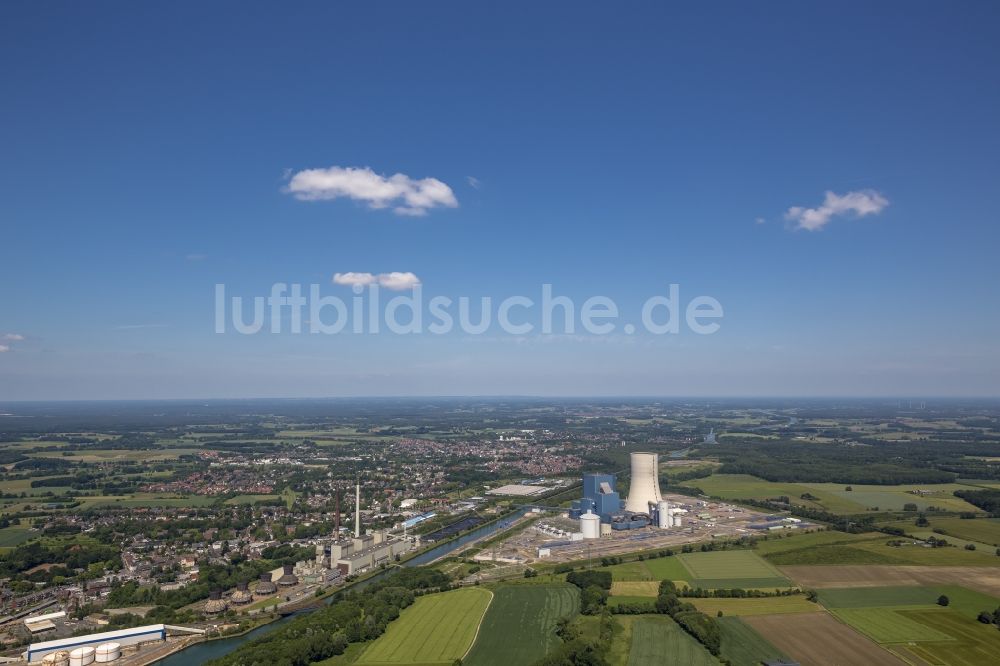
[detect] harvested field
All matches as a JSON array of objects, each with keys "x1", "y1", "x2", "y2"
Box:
[
  {"x1": 743, "y1": 612, "x2": 906, "y2": 666},
  {"x1": 611, "y1": 581, "x2": 660, "y2": 597},
  {"x1": 780, "y1": 565, "x2": 1000, "y2": 596}
]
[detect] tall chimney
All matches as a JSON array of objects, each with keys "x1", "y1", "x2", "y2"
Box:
[
  {"x1": 334, "y1": 488, "x2": 341, "y2": 537},
  {"x1": 355, "y1": 480, "x2": 361, "y2": 538}
]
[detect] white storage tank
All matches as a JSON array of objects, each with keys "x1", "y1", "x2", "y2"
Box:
[
  {"x1": 69, "y1": 647, "x2": 96, "y2": 666},
  {"x1": 43, "y1": 652, "x2": 70, "y2": 666},
  {"x1": 95, "y1": 642, "x2": 121, "y2": 663},
  {"x1": 580, "y1": 510, "x2": 601, "y2": 539},
  {"x1": 656, "y1": 501, "x2": 671, "y2": 528}
]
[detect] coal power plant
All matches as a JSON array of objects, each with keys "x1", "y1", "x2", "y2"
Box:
[{"x1": 570, "y1": 452, "x2": 681, "y2": 532}]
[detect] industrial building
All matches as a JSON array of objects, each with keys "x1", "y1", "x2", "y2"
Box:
[
  {"x1": 314, "y1": 531, "x2": 410, "y2": 575},
  {"x1": 26, "y1": 624, "x2": 204, "y2": 663},
  {"x1": 569, "y1": 473, "x2": 622, "y2": 522},
  {"x1": 571, "y1": 453, "x2": 684, "y2": 532}
]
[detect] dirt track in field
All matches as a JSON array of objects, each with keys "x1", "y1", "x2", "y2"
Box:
[
  {"x1": 743, "y1": 612, "x2": 907, "y2": 666},
  {"x1": 778, "y1": 565, "x2": 1000, "y2": 595}
]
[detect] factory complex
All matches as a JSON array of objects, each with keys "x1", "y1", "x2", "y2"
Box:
[
  {"x1": 481, "y1": 452, "x2": 812, "y2": 564},
  {"x1": 25, "y1": 624, "x2": 205, "y2": 664}
]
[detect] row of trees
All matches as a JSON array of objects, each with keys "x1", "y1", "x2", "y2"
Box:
[{"x1": 954, "y1": 489, "x2": 1000, "y2": 516}]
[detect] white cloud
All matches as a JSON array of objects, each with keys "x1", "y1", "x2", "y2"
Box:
[
  {"x1": 466, "y1": 176, "x2": 481, "y2": 189},
  {"x1": 754, "y1": 217, "x2": 766, "y2": 225},
  {"x1": 285, "y1": 166, "x2": 458, "y2": 217},
  {"x1": 785, "y1": 189, "x2": 889, "y2": 231},
  {"x1": 377, "y1": 272, "x2": 421, "y2": 291},
  {"x1": 333, "y1": 272, "x2": 379, "y2": 287},
  {"x1": 3, "y1": 334, "x2": 24, "y2": 341},
  {"x1": 332, "y1": 272, "x2": 421, "y2": 291}
]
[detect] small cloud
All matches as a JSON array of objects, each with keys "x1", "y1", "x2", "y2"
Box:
[
  {"x1": 754, "y1": 217, "x2": 766, "y2": 225},
  {"x1": 332, "y1": 272, "x2": 421, "y2": 291},
  {"x1": 3, "y1": 334, "x2": 24, "y2": 341},
  {"x1": 0, "y1": 345, "x2": 9, "y2": 353},
  {"x1": 466, "y1": 176, "x2": 481, "y2": 189},
  {"x1": 185, "y1": 253, "x2": 208, "y2": 261},
  {"x1": 285, "y1": 166, "x2": 458, "y2": 217},
  {"x1": 333, "y1": 272, "x2": 379, "y2": 287},
  {"x1": 377, "y1": 272, "x2": 421, "y2": 291},
  {"x1": 785, "y1": 189, "x2": 889, "y2": 231}
]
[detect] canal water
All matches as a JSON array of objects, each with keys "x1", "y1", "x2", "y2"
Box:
[{"x1": 154, "y1": 508, "x2": 532, "y2": 665}]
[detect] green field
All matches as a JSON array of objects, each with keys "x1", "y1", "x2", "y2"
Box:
[
  {"x1": 357, "y1": 588, "x2": 492, "y2": 665},
  {"x1": 753, "y1": 530, "x2": 880, "y2": 555},
  {"x1": 832, "y1": 607, "x2": 953, "y2": 643},
  {"x1": 817, "y1": 586, "x2": 939, "y2": 609},
  {"x1": 224, "y1": 494, "x2": 280, "y2": 505},
  {"x1": 765, "y1": 539, "x2": 1000, "y2": 566},
  {"x1": 0, "y1": 526, "x2": 36, "y2": 547},
  {"x1": 31, "y1": 448, "x2": 202, "y2": 462},
  {"x1": 464, "y1": 584, "x2": 579, "y2": 666},
  {"x1": 918, "y1": 517, "x2": 1000, "y2": 547},
  {"x1": 693, "y1": 474, "x2": 864, "y2": 513},
  {"x1": 718, "y1": 617, "x2": 790, "y2": 666},
  {"x1": 690, "y1": 595, "x2": 816, "y2": 617},
  {"x1": 625, "y1": 616, "x2": 718, "y2": 666},
  {"x1": 928, "y1": 585, "x2": 1000, "y2": 621},
  {"x1": 601, "y1": 556, "x2": 690, "y2": 583},
  {"x1": 78, "y1": 494, "x2": 220, "y2": 508},
  {"x1": 694, "y1": 474, "x2": 990, "y2": 515},
  {"x1": 678, "y1": 550, "x2": 790, "y2": 590},
  {"x1": 894, "y1": 608, "x2": 1000, "y2": 665},
  {"x1": 801, "y1": 482, "x2": 982, "y2": 513}
]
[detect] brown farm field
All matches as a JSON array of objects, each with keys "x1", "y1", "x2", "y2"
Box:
[
  {"x1": 780, "y1": 565, "x2": 1000, "y2": 596},
  {"x1": 743, "y1": 612, "x2": 906, "y2": 666}
]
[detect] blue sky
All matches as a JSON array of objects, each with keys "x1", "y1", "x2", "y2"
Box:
[{"x1": 2, "y1": 1, "x2": 999, "y2": 399}]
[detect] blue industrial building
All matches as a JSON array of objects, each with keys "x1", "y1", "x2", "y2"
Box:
[{"x1": 570, "y1": 473, "x2": 623, "y2": 523}]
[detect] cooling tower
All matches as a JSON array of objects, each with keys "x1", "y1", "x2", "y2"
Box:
[{"x1": 624, "y1": 452, "x2": 662, "y2": 513}]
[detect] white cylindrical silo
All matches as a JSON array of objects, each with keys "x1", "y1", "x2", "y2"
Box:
[
  {"x1": 657, "y1": 501, "x2": 671, "y2": 528},
  {"x1": 625, "y1": 452, "x2": 663, "y2": 512},
  {"x1": 69, "y1": 647, "x2": 95, "y2": 666},
  {"x1": 95, "y1": 642, "x2": 121, "y2": 663},
  {"x1": 580, "y1": 510, "x2": 601, "y2": 539}
]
